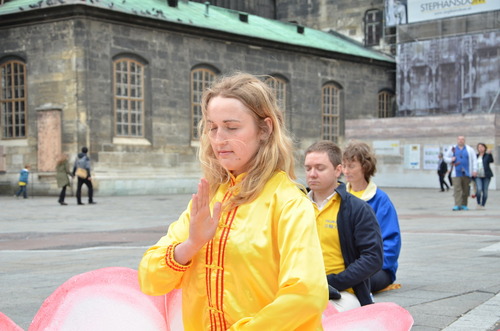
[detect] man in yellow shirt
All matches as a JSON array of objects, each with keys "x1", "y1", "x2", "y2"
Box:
[{"x1": 304, "y1": 140, "x2": 383, "y2": 312}]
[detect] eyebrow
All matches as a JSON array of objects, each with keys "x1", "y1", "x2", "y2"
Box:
[{"x1": 206, "y1": 119, "x2": 241, "y2": 124}]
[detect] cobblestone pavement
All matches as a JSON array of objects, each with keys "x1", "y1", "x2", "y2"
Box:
[{"x1": 1, "y1": 187, "x2": 499, "y2": 330}]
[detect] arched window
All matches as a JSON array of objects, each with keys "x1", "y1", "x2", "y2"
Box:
[
  {"x1": 113, "y1": 58, "x2": 145, "y2": 137},
  {"x1": 191, "y1": 67, "x2": 217, "y2": 140},
  {"x1": 265, "y1": 75, "x2": 287, "y2": 112},
  {"x1": 378, "y1": 90, "x2": 395, "y2": 118},
  {"x1": 322, "y1": 83, "x2": 342, "y2": 143},
  {"x1": 1, "y1": 59, "x2": 27, "y2": 139},
  {"x1": 365, "y1": 9, "x2": 382, "y2": 46}
]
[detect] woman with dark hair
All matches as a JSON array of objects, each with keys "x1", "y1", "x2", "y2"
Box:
[{"x1": 475, "y1": 143, "x2": 494, "y2": 209}]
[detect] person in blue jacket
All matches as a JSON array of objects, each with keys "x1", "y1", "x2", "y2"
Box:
[
  {"x1": 342, "y1": 141, "x2": 402, "y2": 293},
  {"x1": 305, "y1": 140, "x2": 383, "y2": 311},
  {"x1": 15, "y1": 165, "x2": 30, "y2": 199}
]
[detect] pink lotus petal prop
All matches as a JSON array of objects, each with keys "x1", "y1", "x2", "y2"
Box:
[
  {"x1": 28, "y1": 267, "x2": 168, "y2": 331},
  {"x1": 165, "y1": 288, "x2": 184, "y2": 330},
  {"x1": 2, "y1": 266, "x2": 412, "y2": 331},
  {"x1": 322, "y1": 301, "x2": 414, "y2": 331},
  {"x1": 0, "y1": 312, "x2": 23, "y2": 331}
]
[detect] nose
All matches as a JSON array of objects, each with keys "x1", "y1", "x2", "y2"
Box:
[
  {"x1": 211, "y1": 128, "x2": 227, "y2": 144},
  {"x1": 308, "y1": 168, "x2": 317, "y2": 178}
]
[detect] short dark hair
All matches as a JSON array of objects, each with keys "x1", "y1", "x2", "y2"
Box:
[
  {"x1": 305, "y1": 140, "x2": 342, "y2": 167},
  {"x1": 477, "y1": 143, "x2": 487, "y2": 152},
  {"x1": 81, "y1": 147, "x2": 88, "y2": 153}
]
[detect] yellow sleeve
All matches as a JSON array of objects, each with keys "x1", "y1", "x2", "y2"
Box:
[
  {"x1": 138, "y1": 202, "x2": 192, "y2": 296},
  {"x1": 229, "y1": 197, "x2": 328, "y2": 331}
]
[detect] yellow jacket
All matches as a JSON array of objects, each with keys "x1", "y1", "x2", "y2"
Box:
[{"x1": 139, "y1": 171, "x2": 328, "y2": 330}]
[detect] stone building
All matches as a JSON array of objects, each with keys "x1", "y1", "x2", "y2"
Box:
[
  {"x1": 176, "y1": 1, "x2": 500, "y2": 191},
  {"x1": 0, "y1": 0, "x2": 395, "y2": 195},
  {"x1": 347, "y1": 2, "x2": 500, "y2": 190}
]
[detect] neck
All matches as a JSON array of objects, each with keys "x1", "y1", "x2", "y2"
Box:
[
  {"x1": 350, "y1": 180, "x2": 368, "y2": 192},
  {"x1": 312, "y1": 185, "x2": 337, "y2": 204}
]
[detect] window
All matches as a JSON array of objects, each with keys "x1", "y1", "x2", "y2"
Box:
[
  {"x1": 322, "y1": 83, "x2": 341, "y2": 143},
  {"x1": 191, "y1": 67, "x2": 216, "y2": 140},
  {"x1": 365, "y1": 9, "x2": 382, "y2": 46},
  {"x1": 1, "y1": 60, "x2": 27, "y2": 139},
  {"x1": 113, "y1": 58, "x2": 144, "y2": 137},
  {"x1": 378, "y1": 90, "x2": 394, "y2": 118},
  {"x1": 265, "y1": 75, "x2": 287, "y2": 112}
]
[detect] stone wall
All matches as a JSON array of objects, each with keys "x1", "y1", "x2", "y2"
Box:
[{"x1": 0, "y1": 13, "x2": 394, "y2": 196}]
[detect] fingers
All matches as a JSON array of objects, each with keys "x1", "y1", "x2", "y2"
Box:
[
  {"x1": 199, "y1": 178, "x2": 209, "y2": 208},
  {"x1": 212, "y1": 202, "x2": 222, "y2": 223},
  {"x1": 191, "y1": 193, "x2": 198, "y2": 216}
]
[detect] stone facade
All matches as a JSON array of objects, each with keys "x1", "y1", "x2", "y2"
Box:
[{"x1": 0, "y1": 4, "x2": 394, "y2": 196}]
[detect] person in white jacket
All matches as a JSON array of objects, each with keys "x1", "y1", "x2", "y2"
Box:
[{"x1": 444, "y1": 136, "x2": 477, "y2": 211}]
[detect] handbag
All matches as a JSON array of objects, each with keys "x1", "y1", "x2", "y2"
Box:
[{"x1": 75, "y1": 168, "x2": 88, "y2": 179}]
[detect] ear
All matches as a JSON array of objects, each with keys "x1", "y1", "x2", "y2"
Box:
[
  {"x1": 260, "y1": 117, "x2": 273, "y2": 140},
  {"x1": 334, "y1": 163, "x2": 343, "y2": 178}
]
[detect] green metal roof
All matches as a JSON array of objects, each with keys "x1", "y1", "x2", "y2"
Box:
[{"x1": 0, "y1": 0, "x2": 394, "y2": 63}]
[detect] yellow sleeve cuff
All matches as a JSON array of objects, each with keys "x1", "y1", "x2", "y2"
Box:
[{"x1": 165, "y1": 242, "x2": 192, "y2": 272}]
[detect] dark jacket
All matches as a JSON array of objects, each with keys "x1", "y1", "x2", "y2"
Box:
[
  {"x1": 326, "y1": 182, "x2": 383, "y2": 306},
  {"x1": 477, "y1": 153, "x2": 494, "y2": 178},
  {"x1": 438, "y1": 159, "x2": 448, "y2": 176}
]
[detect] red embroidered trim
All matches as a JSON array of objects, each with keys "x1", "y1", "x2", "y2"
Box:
[
  {"x1": 165, "y1": 243, "x2": 191, "y2": 272},
  {"x1": 207, "y1": 190, "x2": 236, "y2": 330}
]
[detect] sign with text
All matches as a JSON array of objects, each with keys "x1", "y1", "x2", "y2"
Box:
[
  {"x1": 408, "y1": 0, "x2": 500, "y2": 24},
  {"x1": 423, "y1": 145, "x2": 440, "y2": 170},
  {"x1": 373, "y1": 140, "x2": 401, "y2": 156},
  {"x1": 404, "y1": 144, "x2": 420, "y2": 169}
]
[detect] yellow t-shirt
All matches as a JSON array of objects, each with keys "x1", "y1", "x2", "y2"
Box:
[
  {"x1": 312, "y1": 193, "x2": 354, "y2": 294},
  {"x1": 313, "y1": 194, "x2": 343, "y2": 275},
  {"x1": 348, "y1": 188, "x2": 365, "y2": 199}
]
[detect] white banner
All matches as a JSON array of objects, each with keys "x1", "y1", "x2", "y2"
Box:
[
  {"x1": 407, "y1": 0, "x2": 500, "y2": 23},
  {"x1": 373, "y1": 140, "x2": 401, "y2": 156},
  {"x1": 423, "y1": 145, "x2": 440, "y2": 170},
  {"x1": 404, "y1": 144, "x2": 420, "y2": 169}
]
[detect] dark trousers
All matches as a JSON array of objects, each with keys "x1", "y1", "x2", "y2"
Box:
[
  {"x1": 16, "y1": 185, "x2": 28, "y2": 198},
  {"x1": 76, "y1": 177, "x2": 93, "y2": 204},
  {"x1": 438, "y1": 174, "x2": 449, "y2": 191},
  {"x1": 58, "y1": 185, "x2": 68, "y2": 203},
  {"x1": 370, "y1": 269, "x2": 393, "y2": 293}
]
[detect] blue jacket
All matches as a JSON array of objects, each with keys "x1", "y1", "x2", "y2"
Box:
[
  {"x1": 347, "y1": 181, "x2": 401, "y2": 282},
  {"x1": 326, "y1": 182, "x2": 383, "y2": 306},
  {"x1": 18, "y1": 168, "x2": 29, "y2": 183}
]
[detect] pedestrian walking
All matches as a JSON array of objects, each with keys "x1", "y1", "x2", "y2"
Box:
[{"x1": 14, "y1": 165, "x2": 30, "y2": 199}]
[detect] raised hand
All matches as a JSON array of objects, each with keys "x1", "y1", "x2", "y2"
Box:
[
  {"x1": 189, "y1": 178, "x2": 222, "y2": 248},
  {"x1": 174, "y1": 178, "x2": 221, "y2": 265}
]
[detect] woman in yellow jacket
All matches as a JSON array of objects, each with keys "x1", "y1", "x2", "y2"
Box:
[{"x1": 139, "y1": 73, "x2": 328, "y2": 330}]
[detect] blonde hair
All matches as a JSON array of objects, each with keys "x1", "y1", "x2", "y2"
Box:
[
  {"x1": 57, "y1": 154, "x2": 68, "y2": 165},
  {"x1": 199, "y1": 72, "x2": 295, "y2": 208}
]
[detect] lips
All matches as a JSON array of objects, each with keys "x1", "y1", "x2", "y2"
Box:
[{"x1": 218, "y1": 150, "x2": 233, "y2": 157}]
